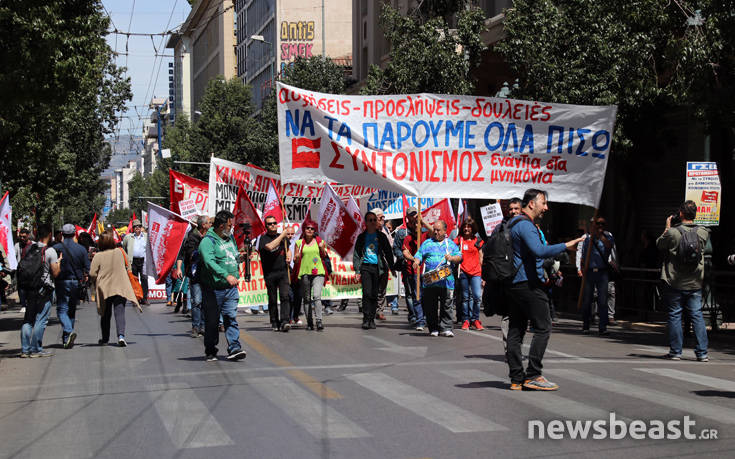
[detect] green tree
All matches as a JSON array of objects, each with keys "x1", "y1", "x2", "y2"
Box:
[
  {"x1": 361, "y1": 4, "x2": 487, "y2": 95},
  {"x1": 105, "y1": 207, "x2": 133, "y2": 227},
  {"x1": 497, "y1": 0, "x2": 727, "y2": 150},
  {"x1": 0, "y1": 0, "x2": 131, "y2": 226}
]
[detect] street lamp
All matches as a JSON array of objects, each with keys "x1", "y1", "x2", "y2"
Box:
[{"x1": 250, "y1": 34, "x2": 274, "y2": 93}]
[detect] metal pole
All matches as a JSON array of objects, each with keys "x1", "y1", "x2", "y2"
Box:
[
  {"x1": 416, "y1": 197, "x2": 422, "y2": 302},
  {"x1": 322, "y1": 0, "x2": 325, "y2": 56},
  {"x1": 156, "y1": 105, "x2": 162, "y2": 157}
]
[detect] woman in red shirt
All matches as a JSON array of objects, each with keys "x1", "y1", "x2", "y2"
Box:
[{"x1": 455, "y1": 217, "x2": 484, "y2": 330}]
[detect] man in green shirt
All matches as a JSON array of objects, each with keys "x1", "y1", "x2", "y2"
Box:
[{"x1": 198, "y1": 210, "x2": 247, "y2": 362}]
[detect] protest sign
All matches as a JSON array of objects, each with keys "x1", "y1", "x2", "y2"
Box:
[
  {"x1": 277, "y1": 82, "x2": 617, "y2": 208},
  {"x1": 178, "y1": 199, "x2": 198, "y2": 221},
  {"x1": 363, "y1": 191, "x2": 435, "y2": 219},
  {"x1": 237, "y1": 250, "x2": 397, "y2": 308},
  {"x1": 685, "y1": 162, "x2": 721, "y2": 226},
  {"x1": 317, "y1": 184, "x2": 360, "y2": 258},
  {"x1": 145, "y1": 202, "x2": 191, "y2": 284},
  {"x1": 170, "y1": 170, "x2": 209, "y2": 215},
  {"x1": 480, "y1": 203, "x2": 504, "y2": 235},
  {"x1": 209, "y1": 157, "x2": 374, "y2": 220}
]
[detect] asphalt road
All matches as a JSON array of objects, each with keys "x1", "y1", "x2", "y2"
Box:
[{"x1": 1, "y1": 299, "x2": 734, "y2": 459}]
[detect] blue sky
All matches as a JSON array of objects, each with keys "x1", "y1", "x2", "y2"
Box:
[{"x1": 101, "y1": 0, "x2": 192, "y2": 142}]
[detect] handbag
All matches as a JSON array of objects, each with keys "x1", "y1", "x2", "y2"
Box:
[{"x1": 119, "y1": 248, "x2": 144, "y2": 302}]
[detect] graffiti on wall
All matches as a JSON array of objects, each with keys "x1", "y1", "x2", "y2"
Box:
[{"x1": 280, "y1": 20, "x2": 315, "y2": 74}]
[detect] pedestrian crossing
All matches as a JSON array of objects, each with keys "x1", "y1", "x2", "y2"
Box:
[{"x1": 146, "y1": 366, "x2": 735, "y2": 447}]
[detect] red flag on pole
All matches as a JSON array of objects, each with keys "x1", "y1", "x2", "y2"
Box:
[
  {"x1": 316, "y1": 184, "x2": 360, "y2": 258},
  {"x1": 169, "y1": 170, "x2": 209, "y2": 215},
  {"x1": 233, "y1": 185, "x2": 266, "y2": 248},
  {"x1": 346, "y1": 196, "x2": 364, "y2": 231},
  {"x1": 263, "y1": 178, "x2": 285, "y2": 222},
  {"x1": 110, "y1": 225, "x2": 122, "y2": 244},
  {"x1": 0, "y1": 191, "x2": 18, "y2": 270},
  {"x1": 87, "y1": 213, "x2": 98, "y2": 238},
  {"x1": 421, "y1": 198, "x2": 457, "y2": 234},
  {"x1": 127, "y1": 212, "x2": 137, "y2": 234},
  {"x1": 145, "y1": 202, "x2": 191, "y2": 284}
]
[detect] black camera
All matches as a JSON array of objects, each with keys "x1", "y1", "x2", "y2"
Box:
[
  {"x1": 670, "y1": 212, "x2": 682, "y2": 227},
  {"x1": 238, "y1": 222, "x2": 253, "y2": 282}
]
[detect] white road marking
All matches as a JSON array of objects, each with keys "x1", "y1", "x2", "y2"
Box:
[
  {"x1": 363, "y1": 335, "x2": 428, "y2": 357},
  {"x1": 546, "y1": 368, "x2": 735, "y2": 424},
  {"x1": 248, "y1": 376, "x2": 370, "y2": 439},
  {"x1": 346, "y1": 372, "x2": 507, "y2": 433},
  {"x1": 637, "y1": 368, "x2": 735, "y2": 392}
]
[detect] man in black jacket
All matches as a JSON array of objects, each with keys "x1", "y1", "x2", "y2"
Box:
[
  {"x1": 354, "y1": 211, "x2": 395, "y2": 329},
  {"x1": 174, "y1": 216, "x2": 210, "y2": 337}
]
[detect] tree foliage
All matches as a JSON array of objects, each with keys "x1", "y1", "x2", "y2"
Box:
[
  {"x1": 497, "y1": 0, "x2": 733, "y2": 150},
  {"x1": 0, "y1": 0, "x2": 131, "y2": 226},
  {"x1": 361, "y1": 3, "x2": 487, "y2": 95}
]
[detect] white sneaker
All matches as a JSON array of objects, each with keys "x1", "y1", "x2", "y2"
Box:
[
  {"x1": 441, "y1": 330, "x2": 455, "y2": 337},
  {"x1": 415, "y1": 325, "x2": 424, "y2": 331},
  {"x1": 429, "y1": 330, "x2": 439, "y2": 337}
]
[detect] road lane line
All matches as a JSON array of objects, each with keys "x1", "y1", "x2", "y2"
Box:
[
  {"x1": 148, "y1": 382, "x2": 234, "y2": 449},
  {"x1": 249, "y1": 376, "x2": 370, "y2": 439},
  {"x1": 240, "y1": 331, "x2": 342, "y2": 399},
  {"x1": 546, "y1": 368, "x2": 735, "y2": 424},
  {"x1": 346, "y1": 372, "x2": 508, "y2": 433},
  {"x1": 464, "y1": 329, "x2": 588, "y2": 360},
  {"x1": 637, "y1": 368, "x2": 735, "y2": 392},
  {"x1": 442, "y1": 369, "x2": 619, "y2": 421}
]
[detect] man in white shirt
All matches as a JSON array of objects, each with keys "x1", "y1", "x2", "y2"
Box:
[{"x1": 123, "y1": 219, "x2": 148, "y2": 304}]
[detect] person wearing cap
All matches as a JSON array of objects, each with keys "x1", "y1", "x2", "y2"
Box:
[
  {"x1": 395, "y1": 205, "x2": 434, "y2": 330},
  {"x1": 122, "y1": 219, "x2": 148, "y2": 304},
  {"x1": 53, "y1": 223, "x2": 90, "y2": 349}
]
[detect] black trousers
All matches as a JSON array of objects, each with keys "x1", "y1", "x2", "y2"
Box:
[
  {"x1": 506, "y1": 281, "x2": 552, "y2": 384},
  {"x1": 423, "y1": 287, "x2": 453, "y2": 333},
  {"x1": 265, "y1": 271, "x2": 291, "y2": 326},
  {"x1": 360, "y1": 264, "x2": 379, "y2": 321},
  {"x1": 131, "y1": 257, "x2": 148, "y2": 300}
]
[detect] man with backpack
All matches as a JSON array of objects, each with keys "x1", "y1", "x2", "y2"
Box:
[
  {"x1": 657, "y1": 200, "x2": 711, "y2": 361},
  {"x1": 19, "y1": 224, "x2": 61, "y2": 357},
  {"x1": 174, "y1": 215, "x2": 211, "y2": 338},
  {"x1": 502, "y1": 190, "x2": 584, "y2": 390},
  {"x1": 53, "y1": 224, "x2": 90, "y2": 349}
]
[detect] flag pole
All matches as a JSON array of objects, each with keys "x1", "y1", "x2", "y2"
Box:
[
  {"x1": 416, "y1": 196, "x2": 422, "y2": 302},
  {"x1": 576, "y1": 208, "x2": 598, "y2": 311}
]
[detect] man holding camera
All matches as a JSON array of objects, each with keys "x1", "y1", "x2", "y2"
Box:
[
  {"x1": 198, "y1": 210, "x2": 247, "y2": 362},
  {"x1": 657, "y1": 200, "x2": 711, "y2": 361}
]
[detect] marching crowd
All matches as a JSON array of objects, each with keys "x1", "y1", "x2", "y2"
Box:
[{"x1": 0, "y1": 189, "x2": 720, "y2": 390}]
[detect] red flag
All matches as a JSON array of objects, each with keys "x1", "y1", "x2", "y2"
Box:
[
  {"x1": 87, "y1": 213, "x2": 98, "y2": 238},
  {"x1": 127, "y1": 212, "x2": 137, "y2": 234},
  {"x1": 0, "y1": 191, "x2": 18, "y2": 270},
  {"x1": 316, "y1": 184, "x2": 359, "y2": 258},
  {"x1": 110, "y1": 225, "x2": 122, "y2": 244},
  {"x1": 74, "y1": 225, "x2": 86, "y2": 238},
  {"x1": 421, "y1": 198, "x2": 456, "y2": 234},
  {"x1": 169, "y1": 170, "x2": 209, "y2": 215},
  {"x1": 233, "y1": 185, "x2": 266, "y2": 248},
  {"x1": 145, "y1": 202, "x2": 191, "y2": 284},
  {"x1": 346, "y1": 196, "x2": 364, "y2": 230},
  {"x1": 401, "y1": 194, "x2": 410, "y2": 229},
  {"x1": 263, "y1": 178, "x2": 285, "y2": 222}
]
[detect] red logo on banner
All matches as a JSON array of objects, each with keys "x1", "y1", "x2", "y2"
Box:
[
  {"x1": 292, "y1": 137, "x2": 321, "y2": 168},
  {"x1": 701, "y1": 191, "x2": 718, "y2": 203}
]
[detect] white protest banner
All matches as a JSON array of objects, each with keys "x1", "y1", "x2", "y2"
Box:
[
  {"x1": 480, "y1": 203, "x2": 504, "y2": 235},
  {"x1": 363, "y1": 191, "x2": 435, "y2": 219},
  {"x1": 178, "y1": 199, "x2": 198, "y2": 221},
  {"x1": 277, "y1": 83, "x2": 617, "y2": 207},
  {"x1": 145, "y1": 202, "x2": 191, "y2": 284},
  {"x1": 209, "y1": 157, "x2": 373, "y2": 221},
  {"x1": 317, "y1": 184, "x2": 360, "y2": 258},
  {"x1": 0, "y1": 192, "x2": 18, "y2": 270},
  {"x1": 685, "y1": 162, "x2": 721, "y2": 226}
]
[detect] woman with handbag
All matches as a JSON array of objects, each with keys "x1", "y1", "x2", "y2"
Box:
[
  {"x1": 293, "y1": 218, "x2": 328, "y2": 331},
  {"x1": 89, "y1": 231, "x2": 142, "y2": 347}
]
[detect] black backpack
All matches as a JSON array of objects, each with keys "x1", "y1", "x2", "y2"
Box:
[
  {"x1": 482, "y1": 215, "x2": 528, "y2": 283},
  {"x1": 17, "y1": 244, "x2": 47, "y2": 291},
  {"x1": 674, "y1": 226, "x2": 703, "y2": 267}
]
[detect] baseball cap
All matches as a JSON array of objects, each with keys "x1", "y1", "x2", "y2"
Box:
[
  {"x1": 61, "y1": 223, "x2": 76, "y2": 235},
  {"x1": 371, "y1": 208, "x2": 384, "y2": 217},
  {"x1": 406, "y1": 206, "x2": 418, "y2": 216},
  {"x1": 131, "y1": 219, "x2": 142, "y2": 227}
]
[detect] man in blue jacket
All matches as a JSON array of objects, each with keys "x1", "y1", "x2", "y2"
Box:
[
  {"x1": 507, "y1": 189, "x2": 584, "y2": 391},
  {"x1": 53, "y1": 224, "x2": 90, "y2": 349}
]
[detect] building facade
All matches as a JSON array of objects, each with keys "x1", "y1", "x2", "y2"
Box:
[{"x1": 235, "y1": 0, "x2": 352, "y2": 109}]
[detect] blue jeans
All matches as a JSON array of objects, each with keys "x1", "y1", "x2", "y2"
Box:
[
  {"x1": 165, "y1": 274, "x2": 173, "y2": 302},
  {"x1": 665, "y1": 285, "x2": 708, "y2": 358},
  {"x1": 459, "y1": 272, "x2": 482, "y2": 322},
  {"x1": 55, "y1": 279, "x2": 81, "y2": 340},
  {"x1": 21, "y1": 291, "x2": 53, "y2": 354},
  {"x1": 188, "y1": 280, "x2": 203, "y2": 329},
  {"x1": 402, "y1": 272, "x2": 425, "y2": 326},
  {"x1": 202, "y1": 286, "x2": 242, "y2": 356},
  {"x1": 388, "y1": 295, "x2": 398, "y2": 311},
  {"x1": 582, "y1": 269, "x2": 609, "y2": 332}
]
